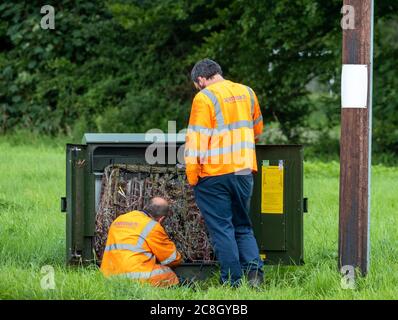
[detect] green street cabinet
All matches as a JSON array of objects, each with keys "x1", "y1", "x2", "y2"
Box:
[{"x1": 62, "y1": 134, "x2": 307, "y2": 277}]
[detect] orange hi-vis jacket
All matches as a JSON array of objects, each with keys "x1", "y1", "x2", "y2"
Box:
[
  {"x1": 185, "y1": 80, "x2": 264, "y2": 186},
  {"x1": 100, "y1": 210, "x2": 182, "y2": 287}
]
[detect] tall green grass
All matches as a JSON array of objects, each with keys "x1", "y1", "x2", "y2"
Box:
[{"x1": 0, "y1": 136, "x2": 397, "y2": 300}]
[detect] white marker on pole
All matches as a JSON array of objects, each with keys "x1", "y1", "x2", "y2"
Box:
[{"x1": 341, "y1": 64, "x2": 368, "y2": 108}]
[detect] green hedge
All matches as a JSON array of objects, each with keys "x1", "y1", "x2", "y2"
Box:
[{"x1": 1, "y1": 1, "x2": 397, "y2": 158}]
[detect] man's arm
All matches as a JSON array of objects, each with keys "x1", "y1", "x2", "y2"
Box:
[
  {"x1": 145, "y1": 223, "x2": 182, "y2": 268},
  {"x1": 184, "y1": 93, "x2": 213, "y2": 186},
  {"x1": 252, "y1": 90, "x2": 263, "y2": 142}
]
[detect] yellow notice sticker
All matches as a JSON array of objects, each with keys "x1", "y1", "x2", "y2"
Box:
[{"x1": 261, "y1": 165, "x2": 284, "y2": 214}]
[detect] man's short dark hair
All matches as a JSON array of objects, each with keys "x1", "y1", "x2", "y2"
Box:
[
  {"x1": 191, "y1": 59, "x2": 223, "y2": 83},
  {"x1": 143, "y1": 197, "x2": 170, "y2": 219}
]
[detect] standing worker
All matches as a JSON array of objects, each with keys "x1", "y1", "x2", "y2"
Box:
[
  {"x1": 185, "y1": 59, "x2": 264, "y2": 288},
  {"x1": 100, "y1": 197, "x2": 182, "y2": 287}
]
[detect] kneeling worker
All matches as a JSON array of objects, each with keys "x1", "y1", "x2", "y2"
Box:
[{"x1": 100, "y1": 197, "x2": 182, "y2": 287}]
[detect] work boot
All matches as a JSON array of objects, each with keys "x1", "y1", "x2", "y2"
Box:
[{"x1": 247, "y1": 270, "x2": 264, "y2": 289}]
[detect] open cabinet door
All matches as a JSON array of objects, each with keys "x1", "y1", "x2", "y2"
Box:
[{"x1": 65, "y1": 144, "x2": 88, "y2": 264}]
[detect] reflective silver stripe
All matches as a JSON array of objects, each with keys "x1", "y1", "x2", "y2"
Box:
[
  {"x1": 187, "y1": 125, "x2": 213, "y2": 136},
  {"x1": 246, "y1": 86, "x2": 255, "y2": 116},
  {"x1": 104, "y1": 243, "x2": 154, "y2": 259},
  {"x1": 185, "y1": 149, "x2": 204, "y2": 158},
  {"x1": 143, "y1": 252, "x2": 154, "y2": 259},
  {"x1": 160, "y1": 250, "x2": 177, "y2": 266},
  {"x1": 253, "y1": 115, "x2": 263, "y2": 126},
  {"x1": 105, "y1": 219, "x2": 157, "y2": 259},
  {"x1": 201, "y1": 89, "x2": 224, "y2": 127},
  {"x1": 122, "y1": 271, "x2": 151, "y2": 279},
  {"x1": 218, "y1": 120, "x2": 253, "y2": 132},
  {"x1": 206, "y1": 141, "x2": 255, "y2": 157},
  {"x1": 104, "y1": 243, "x2": 133, "y2": 251},
  {"x1": 121, "y1": 267, "x2": 172, "y2": 279},
  {"x1": 188, "y1": 121, "x2": 253, "y2": 136},
  {"x1": 185, "y1": 141, "x2": 255, "y2": 158},
  {"x1": 151, "y1": 267, "x2": 172, "y2": 276},
  {"x1": 136, "y1": 220, "x2": 157, "y2": 248}
]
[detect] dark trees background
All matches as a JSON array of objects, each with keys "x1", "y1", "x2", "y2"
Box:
[{"x1": 0, "y1": 1, "x2": 397, "y2": 160}]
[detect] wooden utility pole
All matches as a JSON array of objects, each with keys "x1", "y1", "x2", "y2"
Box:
[{"x1": 339, "y1": 0, "x2": 374, "y2": 275}]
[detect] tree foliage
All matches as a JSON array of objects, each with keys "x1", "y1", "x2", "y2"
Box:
[{"x1": 0, "y1": 1, "x2": 397, "y2": 157}]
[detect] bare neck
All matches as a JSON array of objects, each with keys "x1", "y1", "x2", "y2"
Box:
[{"x1": 206, "y1": 74, "x2": 225, "y2": 87}]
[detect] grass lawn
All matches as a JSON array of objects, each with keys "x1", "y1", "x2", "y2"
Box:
[{"x1": 0, "y1": 135, "x2": 397, "y2": 300}]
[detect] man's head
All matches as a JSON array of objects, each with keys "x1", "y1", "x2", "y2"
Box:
[
  {"x1": 191, "y1": 59, "x2": 223, "y2": 91},
  {"x1": 143, "y1": 197, "x2": 170, "y2": 223}
]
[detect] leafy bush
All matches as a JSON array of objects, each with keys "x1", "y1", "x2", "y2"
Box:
[{"x1": 0, "y1": 1, "x2": 397, "y2": 160}]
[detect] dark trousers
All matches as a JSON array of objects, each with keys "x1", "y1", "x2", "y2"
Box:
[{"x1": 194, "y1": 173, "x2": 264, "y2": 286}]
